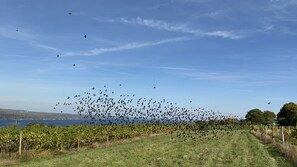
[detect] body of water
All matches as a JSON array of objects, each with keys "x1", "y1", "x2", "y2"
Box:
[
  {"x1": 0, "y1": 119, "x2": 176, "y2": 127},
  {"x1": 0, "y1": 119, "x2": 88, "y2": 127}
]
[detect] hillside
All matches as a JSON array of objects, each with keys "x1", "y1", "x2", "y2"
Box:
[
  {"x1": 0, "y1": 108, "x2": 80, "y2": 120},
  {"x1": 13, "y1": 131, "x2": 295, "y2": 167}
]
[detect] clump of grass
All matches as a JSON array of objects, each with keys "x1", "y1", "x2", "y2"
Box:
[
  {"x1": 0, "y1": 152, "x2": 20, "y2": 166},
  {"x1": 251, "y1": 130, "x2": 297, "y2": 165},
  {"x1": 19, "y1": 149, "x2": 66, "y2": 162},
  {"x1": 274, "y1": 142, "x2": 297, "y2": 164},
  {"x1": 0, "y1": 159, "x2": 19, "y2": 167}
]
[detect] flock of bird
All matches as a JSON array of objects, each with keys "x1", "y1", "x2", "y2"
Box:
[
  {"x1": 54, "y1": 84, "x2": 241, "y2": 141},
  {"x1": 14, "y1": 11, "x2": 244, "y2": 141}
]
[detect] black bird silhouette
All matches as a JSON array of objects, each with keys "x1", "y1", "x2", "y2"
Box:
[
  {"x1": 73, "y1": 64, "x2": 76, "y2": 66},
  {"x1": 84, "y1": 35, "x2": 87, "y2": 38},
  {"x1": 268, "y1": 102, "x2": 271, "y2": 104},
  {"x1": 57, "y1": 54, "x2": 59, "y2": 58},
  {"x1": 16, "y1": 29, "x2": 19, "y2": 32},
  {"x1": 68, "y1": 12, "x2": 72, "y2": 15}
]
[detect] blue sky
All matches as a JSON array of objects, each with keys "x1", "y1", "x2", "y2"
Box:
[{"x1": 0, "y1": 0, "x2": 297, "y2": 117}]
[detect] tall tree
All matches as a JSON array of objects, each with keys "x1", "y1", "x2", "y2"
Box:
[
  {"x1": 245, "y1": 109, "x2": 264, "y2": 124},
  {"x1": 263, "y1": 110, "x2": 276, "y2": 125},
  {"x1": 277, "y1": 102, "x2": 297, "y2": 126}
]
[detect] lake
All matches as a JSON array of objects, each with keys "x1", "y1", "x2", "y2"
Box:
[
  {"x1": 0, "y1": 119, "x2": 174, "y2": 127},
  {"x1": 0, "y1": 119, "x2": 89, "y2": 127}
]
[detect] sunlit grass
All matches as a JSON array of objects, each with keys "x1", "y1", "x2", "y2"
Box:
[{"x1": 10, "y1": 130, "x2": 295, "y2": 167}]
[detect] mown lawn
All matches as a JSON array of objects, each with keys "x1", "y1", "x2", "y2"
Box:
[{"x1": 10, "y1": 131, "x2": 296, "y2": 167}]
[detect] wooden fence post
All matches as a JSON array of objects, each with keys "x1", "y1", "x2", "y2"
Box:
[
  {"x1": 265, "y1": 126, "x2": 268, "y2": 140},
  {"x1": 271, "y1": 125, "x2": 274, "y2": 139},
  {"x1": 19, "y1": 131, "x2": 22, "y2": 156},
  {"x1": 77, "y1": 139, "x2": 80, "y2": 151},
  {"x1": 281, "y1": 126, "x2": 285, "y2": 144}
]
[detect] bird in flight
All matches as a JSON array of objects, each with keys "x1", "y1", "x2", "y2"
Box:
[
  {"x1": 73, "y1": 64, "x2": 76, "y2": 67},
  {"x1": 268, "y1": 102, "x2": 271, "y2": 104},
  {"x1": 57, "y1": 54, "x2": 59, "y2": 58},
  {"x1": 68, "y1": 12, "x2": 72, "y2": 15},
  {"x1": 84, "y1": 35, "x2": 87, "y2": 38}
]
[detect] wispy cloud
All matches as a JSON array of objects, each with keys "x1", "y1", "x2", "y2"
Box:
[
  {"x1": 165, "y1": 68, "x2": 297, "y2": 84},
  {"x1": 0, "y1": 54, "x2": 37, "y2": 59},
  {"x1": 65, "y1": 36, "x2": 191, "y2": 56},
  {"x1": 153, "y1": 66, "x2": 192, "y2": 71},
  {"x1": 0, "y1": 25, "x2": 35, "y2": 41},
  {"x1": 165, "y1": 69, "x2": 244, "y2": 81},
  {"x1": 254, "y1": 97, "x2": 292, "y2": 102},
  {"x1": 119, "y1": 17, "x2": 243, "y2": 39},
  {"x1": 173, "y1": 0, "x2": 210, "y2": 3},
  {"x1": 207, "y1": 10, "x2": 224, "y2": 18},
  {"x1": 267, "y1": 0, "x2": 297, "y2": 10},
  {"x1": 33, "y1": 43, "x2": 61, "y2": 52},
  {"x1": 184, "y1": 71, "x2": 243, "y2": 81},
  {"x1": 0, "y1": 25, "x2": 62, "y2": 53}
]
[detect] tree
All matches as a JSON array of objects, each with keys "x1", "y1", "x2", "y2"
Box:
[
  {"x1": 222, "y1": 118, "x2": 239, "y2": 125},
  {"x1": 245, "y1": 109, "x2": 264, "y2": 124},
  {"x1": 263, "y1": 110, "x2": 276, "y2": 125},
  {"x1": 277, "y1": 102, "x2": 297, "y2": 126}
]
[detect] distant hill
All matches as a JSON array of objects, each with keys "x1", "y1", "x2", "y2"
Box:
[{"x1": 0, "y1": 108, "x2": 81, "y2": 120}]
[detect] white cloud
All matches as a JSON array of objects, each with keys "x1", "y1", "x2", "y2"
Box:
[
  {"x1": 0, "y1": 25, "x2": 62, "y2": 52},
  {"x1": 254, "y1": 97, "x2": 291, "y2": 101},
  {"x1": 119, "y1": 17, "x2": 243, "y2": 39},
  {"x1": 34, "y1": 44, "x2": 61, "y2": 52},
  {"x1": 205, "y1": 31, "x2": 241, "y2": 39},
  {"x1": 208, "y1": 12, "x2": 220, "y2": 18},
  {"x1": 186, "y1": 71, "x2": 243, "y2": 81},
  {"x1": 263, "y1": 24, "x2": 274, "y2": 31},
  {"x1": 65, "y1": 36, "x2": 191, "y2": 56},
  {"x1": 268, "y1": 0, "x2": 297, "y2": 10},
  {"x1": 170, "y1": 69, "x2": 244, "y2": 81},
  {"x1": 173, "y1": 0, "x2": 210, "y2": 3},
  {"x1": 120, "y1": 17, "x2": 195, "y2": 33},
  {"x1": 0, "y1": 25, "x2": 35, "y2": 41},
  {"x1": 154, "y1": 66, "x2": 192, "y2": 71}
]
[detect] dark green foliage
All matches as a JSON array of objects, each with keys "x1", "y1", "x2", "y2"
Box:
[
  {"x1": 277, "y1": 102, "x2": 297, "y2": 126},
  {"x1": 263, "y1": 110, "x2": 276, "y2": 125},
  {"x1": 221, "y1": 118, "x2": 239, "y2": 125},
  {"x1": 0, "y1": 126, "x2": 19, "y2": 153},
  {"x1": 0, "y1": 123, "x2": 172, "y2": 153},
  {"x1": 245, "y1": 109, "x2": 264, "y2": 125},
  {"x1": 245, "y1": 109, "x2": 276, "y2": 125}
]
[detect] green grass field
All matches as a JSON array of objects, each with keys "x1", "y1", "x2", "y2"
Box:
[{"x1": 9, "y1": 131, "x2": 296, "y2": 167}]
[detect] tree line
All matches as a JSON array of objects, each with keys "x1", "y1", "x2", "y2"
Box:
[{"x1": 245, "y1": 102, "x2": 297, "y2": 126}]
